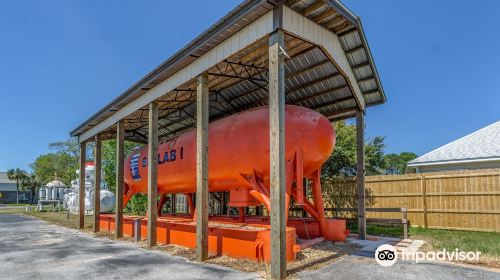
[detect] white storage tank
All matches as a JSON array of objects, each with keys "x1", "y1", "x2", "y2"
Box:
[
  {"x1": 58, "y1": 188, "x2": 66, "y2": 202},
  {"x1": 100, "y1": 190, "x2": 115, "y2": 213},
  {"x1": 39, "y1": 188, "x2": 46, "y2": 200},
  {"x1": 46, "y1": 180, "x2": 66, "y2": 201},
  {"x1": 46, "y1": 187, "x2": 52, "y2": 200},
  {"x1": 52, "y1": 188, "x2": 58, "y2": 201}
]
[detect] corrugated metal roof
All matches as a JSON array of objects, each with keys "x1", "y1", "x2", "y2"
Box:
[
  {"x1": 70, "y1": 0, "x2": 386, "y2": 142},
  {"x1": 287, "y1": 0, "x2": 386, "y2": 107},
  {"x1": 408, "y1": 121, "x2": 500, "y2": 167},
  {"x1": 133, "y1": 44, "x2": 362, "y2": 140}
]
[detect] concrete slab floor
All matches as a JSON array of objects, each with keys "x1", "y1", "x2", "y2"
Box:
[{"x1": 0, "y1": 214, "x2": 261, "y2": 280}]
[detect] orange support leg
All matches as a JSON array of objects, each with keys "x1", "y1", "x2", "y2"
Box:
[
  {"x1": 294, "y1": 150, "x2": 304, "y2": 205},
  {"x1": 123, "y1": 184, "x2": 135, "y2": 208},
  {"x1": 157, "y1": 194, "x2": 168, "y2": 217},
  {"x1": 186, "y1": 193, "x2": 196, "y2": 220},
  {"x1": 311, "y1": 170, "x2": 327, "y2": 237}
]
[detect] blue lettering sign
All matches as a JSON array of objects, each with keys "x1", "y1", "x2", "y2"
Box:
[{"x1": 130, "y1": 154, "x2": 141, "y2": 181}]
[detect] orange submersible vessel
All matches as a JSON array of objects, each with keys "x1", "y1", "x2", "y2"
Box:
[{"x1": 100, "y1": 105, "x2": 347, "y2": 262}]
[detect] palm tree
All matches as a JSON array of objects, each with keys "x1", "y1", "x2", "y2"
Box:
[
  {"x1": 21, "y1": 174, "x2": 42, "y2": 204},
  {"x1": 7, "y1": 168, "x2": 27, "y2": 204}
]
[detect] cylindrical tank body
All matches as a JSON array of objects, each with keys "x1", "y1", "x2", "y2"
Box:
[
  {"x1": 39, "y1": 188, "x2": 46, "y2": 200},
  {"x1": 52, "y1": 188, "x2": 58, "y2": 200},
  {"x1": 100, "y1": 190, "x2": 115, "y2": 213},
  {"x1": 58, "y1": 188, "x2": 65, "y2": 201},
  {"x1": 46, "y1": 187, "x2": 52, "y2": 200},
  {"x1": 124, "y1": 105, "x2": 335, "y2": 195}
]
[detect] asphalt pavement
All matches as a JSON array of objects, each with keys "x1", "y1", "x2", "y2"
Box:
[
  {"x1": 0, "y1": 214, "x2": 260, "y2": 280},
  {"x1": 1, "y1": 214, "x2": 499, "y2": 280}
]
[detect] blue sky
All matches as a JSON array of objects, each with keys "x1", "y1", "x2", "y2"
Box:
[{"x1": 0, "y1": 0, "x2": 499, "y2": 171}]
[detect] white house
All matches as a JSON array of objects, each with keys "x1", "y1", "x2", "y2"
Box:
[
  {"x1": 0, "y1": 172, "x2": 32, "y2": 203},
  {"x1": 408, "y1": 121, "x2": 500, "y2": 173}
]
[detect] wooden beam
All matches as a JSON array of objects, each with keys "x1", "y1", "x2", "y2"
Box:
[
  {"x1": 352, "y1": 61, "x2": 371, "y2": 70},
  {"x1": 93, "y1": 134, "x2": 101, "y2": 232},
  {"x1": 337, "y1": 26, "x2": 358, "y2": 37},
  {"x1": 286, "y1": 59, "x2": 329, "y2": 81},
  {"x1": 196, "y1": 71, "x2": 209, "y2": 262},
  {"x1": 287, "y1": 72, "x2": 342, "y2": 94},
  {"x1": 286, "y1": 0, "x2": 303, "y2": 8},
  {"x1": 115, "y1": 120, "x2": 124, "y2": 239},
  {"x1": 269, "y1": 27, "x2": 286, "y2": 280},
  {"x1": 302, "y1": 0, "x2": 327, "y2": 17},
  {"x1": 326, "y1": 110, "x2": 356, "y2": 122},
  {"x1": 421, "y1": 175, "x2": 428, "y2": 228},
  {"x1": 291, "y1": 83, "x2": 347, "y2": 104},
  {"x1": 334, "y1": 22, "x2": 355, "y2": 34},
  {"x1": 324, "y1": 14, "x2": 344, "y2": 29},
  {"x1": 345, "y1": 44, "x2": 364, "y2": 55},
  {"x1": 313, "y1": 9, "x2": 337, "y2": 24},
  {"x1": 311, "y1": 95, "x2": 354, "y2": 110},
  {"x1": 78, "y1": 142, "x2": 86, "y2": 229},
  {"x1": 357, "y1": 76, "x2": 375, "y2": 84},
  {"x1": 356, "y1": 110, "x2": 366, "y2": 240},
  {"x1": 362, "y1": 89, "x2": 379, "y2": 95},
  {"x1": 147, "y1": 101, "x2": 159, "y2": 248}
]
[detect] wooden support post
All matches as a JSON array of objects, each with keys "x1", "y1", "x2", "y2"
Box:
[
  {"x1": 421, "y1": 175, "x2": 428, "y2": 228},
  {"x1": 402, "y1": 208, "x2": 408, "y2": 239},
  {"x1": 196, "y1": 71, "x2": 209, "y2": 262},
  {"x1": 93, "y1": 134, "x2": 101, "y2": 232},
  {"x1": 78, "y1": 141, "x2": 86, "y2": 229},
  {"x1": 115, "y1": 120, "x2": 124, "y2": 239},
  {"x1": 269, "y1": 2, "x2": 286, "y2": 277},
  {"x1": 147, "y1": 101, "x2": 159, "y2": 248},
  {"x1": 356, "y1": 110, "x2": 366, "y2": 240}
]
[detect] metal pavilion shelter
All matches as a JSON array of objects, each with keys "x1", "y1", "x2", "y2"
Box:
[{"x1": 70, "y1": 0, "x2": 386, "y2": 279}]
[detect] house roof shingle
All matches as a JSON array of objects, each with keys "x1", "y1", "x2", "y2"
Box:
[{"x1": 408, "y1": 121, "x2": 500, "y2": 167}]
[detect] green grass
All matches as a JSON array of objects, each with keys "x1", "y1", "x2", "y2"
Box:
[
  {"x1": 0, "y1": 208, "x2": 93, "y2": 230},
  {"x1": 24, "y1": 211, "x2": 94, "y2": 229},
  {"x1": 347, "y1": 221, "x2": 500, "y2": 258},
  {"x1": 410, "y1": 227, "x2": 500, "y2": 257},
  {"x1": 347, "y1": 222, "x2": 405, "y2": 238},
  {"x1": 0, "y1": 203, "x2": 31, "y2": 206},
  {"x1": 0, "y1": 207, "x2": 26, "y2": 214}
]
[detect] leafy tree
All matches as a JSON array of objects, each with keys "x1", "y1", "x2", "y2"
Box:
[
  {"x1": 31, "y1": 137, "x2": 143, "y2": 211},
  {"x1": 101, "y1": 139, "x2": 142, "y2": 192},
  {"x1": 100, "y1": 139, "x2": 144, "y2": 214},
  {"x1": 384, "y1": 152, "x2": 418, "y2": 174},
  {"x1": 6, "y1": 168, "x2": 27, "y2": 204},
  {"x1": 31, "y1": 152, "x2": 78, "y2": 185},
  {"x1": 21, "y1": 174, "x2": 42, "y2": 204},
  {"x1": 321, "y1": 121, "x2": 387, "y2": 178},
  {"x1": 48, "y1": 139, "x2": 80, "y2": 159},
  {"x1": 125, "y1": 194, "x2": 148, "y2": 215},
  {"x1": 30, "y1": 139, "x2": 89, "y2": 186}
]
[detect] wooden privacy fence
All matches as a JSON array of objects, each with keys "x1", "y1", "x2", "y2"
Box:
[
  {"x1": 325, "y1": 207, "x2": 409, "y2": 239},
  {"x1": 323, "y1": 169, "x2": 500, "y2": 232}
]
